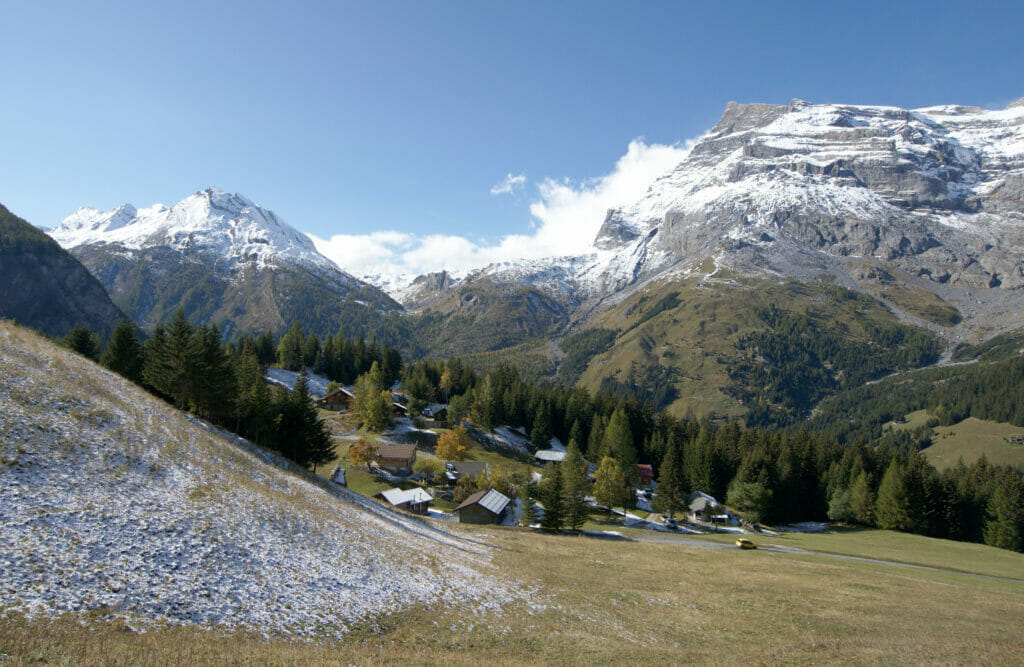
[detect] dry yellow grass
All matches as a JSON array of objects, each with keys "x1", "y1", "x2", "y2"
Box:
[{"x1": 3, "y1": 526, "x2": 1023, "y2": 664}]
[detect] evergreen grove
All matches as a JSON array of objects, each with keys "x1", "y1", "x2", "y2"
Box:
[{"x1": 63, "y1": 314, "x2": 1024, "y2": 553}]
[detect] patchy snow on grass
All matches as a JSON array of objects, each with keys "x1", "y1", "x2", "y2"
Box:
[
  {"x1": 0, "y1": 323, "x2": 532, "y2": 639},
  {"x1": 264, "y1": 367, "x2": 332, "y2": 397}
]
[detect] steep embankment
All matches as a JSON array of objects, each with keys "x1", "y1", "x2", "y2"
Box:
[{"x1": 0, "y1": 321, "x2": 527, "y2": 637}]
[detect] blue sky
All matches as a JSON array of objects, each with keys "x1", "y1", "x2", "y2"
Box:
[{"x1": 3, "y1": 1, "x2": 1022, "y2": 279}]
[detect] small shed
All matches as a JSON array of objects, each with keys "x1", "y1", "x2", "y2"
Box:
[
  {"x1": 534, "y1": 449, "x2": 566, "y2": 465},
  {"x1": 374, "y1": 487, "x2": 433, "y2": 515},
  {"x1": 422, "y1": 403, "x2": 450, "y2": 428},
  {"x1": 454, "y1": 488, "x2": 511, "y2": 524},
  {"x1": 445, "y1": 460, "x2": 489, "y2": 486},
  {"x1": 374, "y1": 443, "x2": 417, "y2": 475}
]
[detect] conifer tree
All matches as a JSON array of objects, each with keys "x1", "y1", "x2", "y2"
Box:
[
  {"x1": 561, "y1": 439, "x2": 591, "y2": 532},
  {"x1": 277, "y1": 322, "x2": 305, "y2": 370},
  {"x1": 849, "y1": 469, "x2": 876, "y2": 525},
  {"x1": 541, "y1": 463, "x2": 565, "y2": 532},
  {"x1": 530, "y1": 401, "x2": 553, "y2": 450},
  {"x1": 602, "y1": 408, "x2": 636, "y2": 466},
  {"x1": 875, "y1": 459, "x2": 913, "y2": 531},
  {"x1": 518, "y1": 485, "x2": 538, "y2": 527},
  {"x1": 275, "y1": 372, "x2": 334, "y2": 469},
  {"x1": 593, "y1": 456, "x2": 629, "y2": 515},
  {"x1": 101, "y1": 319, "x2": 143, "y2": 383},
  {"x1": 62, "y1": 325, "x2": 100, "y2": 361},
  {"x1": 653, "y1": 441, "x2": 684, "y2": 518},
  {"x1": 984, "y1": 476, "x2": 1023, "y2": 552}
]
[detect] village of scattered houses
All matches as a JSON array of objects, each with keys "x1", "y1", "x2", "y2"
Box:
[{"x1": 316, "y1": 382, "x2": 737, "y2": 528}]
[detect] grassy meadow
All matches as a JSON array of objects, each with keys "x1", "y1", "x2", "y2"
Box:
[
  {"x1": 887, "y1": 409, "x2": 1024, "y2": 472},
  {"x1": 3, "y1": 525, "x2": 1022, "y2": 664}
]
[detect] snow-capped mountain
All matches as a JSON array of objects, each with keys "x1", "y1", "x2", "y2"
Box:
[
  {"x1": 53, "y1": 187, "x2": 342, "y2": 277},
  {"x1": 406, "y1": 98, "x2": 1024, "y2": 336},
  {"x1": 50, "y1": 187, "x2": 400, "y2": 336}
]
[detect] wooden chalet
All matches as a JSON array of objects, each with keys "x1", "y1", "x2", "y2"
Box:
[
  {"x1": 374, "y1": 443, "x2": 417, "y2": 475},
  {"x1": 454, "y1": 488, "x2": 511, "y2": 524},
  {"x1": 317, "y1": 387, "x2": 355, "y2": 411}
]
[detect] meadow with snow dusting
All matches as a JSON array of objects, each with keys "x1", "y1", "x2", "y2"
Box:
[{"x1": 0, "y1": 321, "x2": 529, "y2": 639}]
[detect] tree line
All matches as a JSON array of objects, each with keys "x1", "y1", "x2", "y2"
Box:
[{"x1": 62, "y1": 313, "x2": 1023, "y2": 552}]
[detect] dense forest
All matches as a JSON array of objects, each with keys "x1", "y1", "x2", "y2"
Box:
[{"x1": 60, "y1": 312, "x2": 1024, "y2": 553}]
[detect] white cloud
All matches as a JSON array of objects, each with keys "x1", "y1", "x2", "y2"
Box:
[
  {"x1": 309, "y1": 138, "x2": 694, "y2": 290},
  {"x1": 489, "y1": 172, "x2": 527, "y2": 195}
]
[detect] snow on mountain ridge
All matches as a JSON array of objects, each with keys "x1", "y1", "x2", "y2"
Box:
[
  {"x1": 385, "y1": 98, "x2": 1024, "y2": 312},
  {"x1": 52, "y1": 186, "x2": 342, "y2": 277}
]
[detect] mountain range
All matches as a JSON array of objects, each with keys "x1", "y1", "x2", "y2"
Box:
[
  {"x1": 50, "y1": 187, "x2": 399, "y2": 338},
  {"x1": 44, "y1": 97, "x2": 1024, "y2": 420}
]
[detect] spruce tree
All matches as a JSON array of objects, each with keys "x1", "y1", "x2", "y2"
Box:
[
  {"x1": 983, "y1": 477, "x2": 1023, "y2": 552},
  {"x1": 602, "y1": 408, "x2": 636, "y2": 465},
  {"x1": 541, "y1": 463, "x2": 565, "y2": 532},
  {"x1": 101, "y1": 319, "x2": 143, "y2": 383},
  {"x1": 62, "y1": 325, "x2": 100, "y2": 361},
  {"x1": 875, "y1": 459, "x2": 913, "y2": 531},
  {"x1": 277, "y1": 322, "x2": 305, "y2": 370},
  {"x1": 561, "y1": 439, "x2": 591, "y2": 532},
  {"x1": 653, "y1": 441, "x2": 684, "y2": 518},
  {"x1": 593, "y1": 456, "x2": 629, "y2": 515},
  {"x1": 530, "y1": 402, "x2": 553, "y2": 450}
]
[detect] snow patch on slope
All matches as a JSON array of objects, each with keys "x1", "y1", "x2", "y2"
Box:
[{"x1": 0, "y1": 323, "x2": 533, "y2": 638}]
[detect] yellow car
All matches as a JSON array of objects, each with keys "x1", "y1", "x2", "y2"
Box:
[{"x1": 735, "y1": 538, "x2": 757, "y2": 550}]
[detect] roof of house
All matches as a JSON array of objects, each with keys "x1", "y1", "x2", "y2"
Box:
[
  {"x1": 319, "y1": 387, "x2": 355, "y2": 401},
  {"x1": 445, "y1": 461, "x2": 488, "y2": 478},
  {"x1": 376, "y1": 443, "x2": 417, "y2": 461},
  {"x1": 375, "y1": 487, "x2": 433, "y2": 507},
  {"x1": 635, "y1": 464, "x2": 655, "y2": 480},
  {"x1": 689, "y1": 497, "x2": 714, "y2": 512},
  {"x1": 534, "y1": 449, "x2": 566, "y2": 462},
  {"x1": 424, "y1": 403, "x2": 449, "y2": 417},
  {"x1": 454, "y1": 488, "x2": 511, "y2": 515}
]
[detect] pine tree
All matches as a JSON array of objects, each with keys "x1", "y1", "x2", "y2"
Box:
[
  {"x1": 849, "y1": 470, "x2": 875, "y2": 525},
  {"x1": 593, "y1": 456, "x2": 629, "y2": 515},
  {"x1": 602, "y1": 408, "x2": 636, "y2": 465},
  {"x1": 101, "y1": 319, "x2": 143, "y2": 383},
  {"x1": 561, "y1": 439, "x2": 591, "y2": 532},
  {"x1": 275, "y1": 371, "x2": 334, "y2": 469},
  {"x1": 983, "y1": 476, "x2": 1024, "y2": 552},
  {"x1": 875, "y1": 459, "x2": 913, "y2": 531},
  {"x1": 518, "y1": 485, "x2": 538, "y2": 526},
  {"x1": 277, "y1": 322, "x2": 305, "y2": 370},
  {"x1": 541, "y1": 463, "x2": 565, "y2": 532},
  {"x1": 652, "y1": 441, "x2": 684, "y2": 518},
  {"x1": 62, "y1": 325, "x2": 100, "y2": 361},
  {"x1": 530, "y1": 402, "x2": 553, "y2": 450},
  {"x1": 143, "y1": 310, "x2": 197, "y2": 410}
]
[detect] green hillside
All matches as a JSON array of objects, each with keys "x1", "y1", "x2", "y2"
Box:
[{"x1": 571, "y1": 274, "x2": 942, "y2": 424}]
